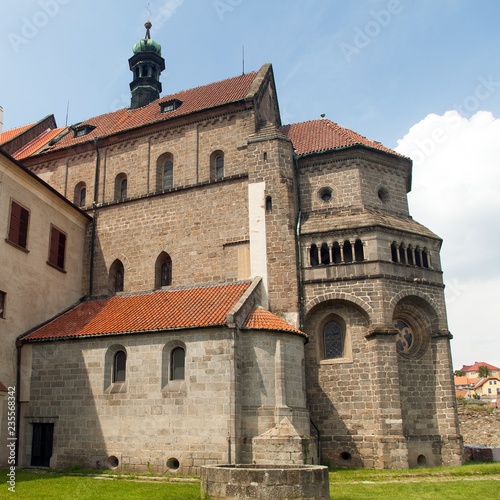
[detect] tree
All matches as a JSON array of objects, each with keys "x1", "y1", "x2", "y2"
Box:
[
  {"x1": 478, "y1": 365, "x2": 492, "y2": 378},
  {"x1": 454, "y1": 370, "x2": 465, "y2": 377}
]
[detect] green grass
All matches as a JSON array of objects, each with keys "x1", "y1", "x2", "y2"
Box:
[
  {"x1": 1, "y1": 463, "x2": 500, "y2": 499},
  {"x1": 1, "y1": 470, "x2": 200, "y2": 499}
]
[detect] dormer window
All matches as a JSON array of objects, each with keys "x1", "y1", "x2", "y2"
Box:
[
  {"x1": 160, "y1": 99, "x2": 182, "y2": 113},
  {"x1": 73, "y1": 125, "x2": 96, "y2": 138}
]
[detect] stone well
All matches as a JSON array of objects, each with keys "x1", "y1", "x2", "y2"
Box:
[{"x1": 200, "y1": 464, "x2": 330, "y2": 499}]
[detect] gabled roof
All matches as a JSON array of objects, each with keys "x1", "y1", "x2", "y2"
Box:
[
  {"x1": 472, "y1": 376, "x2": 500, "y2": 389},
  {"x1": 461, "y1": 362, "x2": 500, "y2": 372},
  {"x1": 454, "y1": 376, "x2": 478, "y2": 386},
  {"x1": 281, "y1": 119, "x2": 403, "y2": 158},
  {"x1": 12, "y1": 127, "x2": 67, "y2": 160},
  {"x1": 0, "y1": 122, "x2": 33, "y2": 144},
  {"x1": 25, "y1": 67, "x2": 267, "y2": 157},
  {"x1": 21, "y1": 280, "x2": 304, "y2": 343}
]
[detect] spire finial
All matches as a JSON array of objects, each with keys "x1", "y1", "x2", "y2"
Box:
[{"x1": 145, "y1": 3, "x2": 152, "y2": 39}]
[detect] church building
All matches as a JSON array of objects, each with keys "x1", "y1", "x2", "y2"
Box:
[{"x1": 0, "y1": 22, "x2": 462, "y2": 473}]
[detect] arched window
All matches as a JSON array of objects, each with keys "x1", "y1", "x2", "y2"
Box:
[
  {"x1": 343, "y1": 240, "x2": 353, "y2": 263},
  {"x1": 415, "y1": 246, "x2": 422, "y2": 267},
  {"x1": 210, "y1": 151, "x2": 224, "y2": 180},
  {"x1": 406, "y1": 245, "x2": 414, "y2": 265},
  {"x1": 215, "y1": 155, "x2": 224, "y2": 180},
  {"x1": 391, "y1": 242, "x2": 398, "y2": 263},
  {"x1": 398, "y1": 244, "x2": 406, "y2": 264},
  {"x1": 320, "y1": 243, "x2": 330, "y2": 265},
  {"x1": 310, "y1": 244, "x2": 319, "y2": 267},
  {"x1": 171, "y1": 347, "x2": 185, "y2": 380},
  {"x1": 155, "y1": 252, "x2": 172, "y2": 288},
  {"x1": 354, "y1": 239, "x2": 364, "y2": 262},
  {"x1": 115, "y1": 173, "x2": 127, "y2": 201},
  {"x1": 163, "y1": 160, "x2": 173, "y2": 190},
  {"x1": 332, "y1": 242, "x2": 342, "y2": 264},
  {"x1": 113, "y1": 350, "x2": 126, "y2": 383},
  {"x1": 265, "y1": 196, "x2": 272, "y2": 211},
  {"x1": 323, "y1": 320, "x2": 344, "y2": 359},
  {"x1": 74, "y1": 182, "x2": 87, "y2": 207},
  {"x1": 109, "y1": 259, "x2": 124, "y2": 293},
  {"x1": 422, "y1": 248, "x2": 429, "y2": 268}
]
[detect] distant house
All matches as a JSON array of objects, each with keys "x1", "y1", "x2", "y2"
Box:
[
  {"x1": 454, "y1": 376, "x2": 478, "y2": 399},
  {"x1": 472, "y1": 377, "x2": 500, "y2": 400},
  {"x1": 460, "y1": 362, "x2": 500, "y2": 379}
]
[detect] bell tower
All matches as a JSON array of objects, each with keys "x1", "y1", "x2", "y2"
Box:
[{"x1": 129, "y1": 21, "x2": 165, "y2": 109}]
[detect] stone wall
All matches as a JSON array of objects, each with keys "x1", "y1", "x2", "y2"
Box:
[{"x1": 459, "y1": 407, "x2": 500, "y2": 447}]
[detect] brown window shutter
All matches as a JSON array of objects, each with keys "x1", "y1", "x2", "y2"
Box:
[{"x1": 8, "y1": 201, "x2": 29, "y2": 248}]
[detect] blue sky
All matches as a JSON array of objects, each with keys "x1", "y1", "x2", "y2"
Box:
[{"x1": 1, "y1": 0, "x2": 500, "y2": 370}]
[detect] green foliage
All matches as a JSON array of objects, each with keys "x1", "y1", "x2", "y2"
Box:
[
  {"x1": 478, "y1": 365, "x2": 492, "y2": 378},
  {"x1": 454, "y1": 370, "x2": 465, "y2": 376}
]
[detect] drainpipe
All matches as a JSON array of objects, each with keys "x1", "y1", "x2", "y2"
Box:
[
  {"x1": 310, "y1": 418, "x2": 322, "y2": 465},
  {"x1": 293, "y1": 153, "x2": 305, "y2": 330},
  {"x1": 89, "y1": 138, "x2": 100, "y2": 296},
  {"x1": 14, "y1": 341, "x2": 22, "y2": 465}
]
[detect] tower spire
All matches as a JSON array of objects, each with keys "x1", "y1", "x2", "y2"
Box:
[{"x1": 128, "y1": 20, "x2": 165, "y2": 109}]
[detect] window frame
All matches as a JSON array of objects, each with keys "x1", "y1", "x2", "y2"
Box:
[
  {"x1": 0, "y1": 291, "x2": 6, "y2": 319},
  {"x1": 323, "y1": 320, "x2": 345, "y2": 360},
  {"x1": 113, "y1": 350, "x2": 127, "y2": 383},
  {"x1": 7, "y1": 200, "x2": 30, "y2": 250},
  {"x1": 47, "y1": 225, "x2": 67, "y2": 271},
  {"x1": 163, "y1": 159, "x2": 173, "y2": 190},
  {"x1": 318, "y1": 314, "x2": 353, "y2": 365},
  {"x1": 170, "y1": 346, "x2": 185, "y2": 381}
]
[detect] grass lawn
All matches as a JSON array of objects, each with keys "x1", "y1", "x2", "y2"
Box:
[{"x1": 1, "y1": 462, "x2": 499, "y2": 499}]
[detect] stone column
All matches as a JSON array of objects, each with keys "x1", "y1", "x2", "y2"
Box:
[
  {"x1": 366, "y1": 327, "x2": 408, "y2": 469},
  {"x1": 432, "y1": 330, "x2": 463, "y2": 466}
]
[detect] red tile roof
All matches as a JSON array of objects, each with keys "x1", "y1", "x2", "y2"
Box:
[
  {"x1": 13, "y1": 127, "x2": 67, "y2": 160},
  {"x1": 35, "y1": 69, "x2": 261, "y2": 155},
  {"x1": 0, "y1": 381, "x2": 8, "y2": 392},
  {"x1": 242, "y1": 306, "x2": 306, "y2": 338},
  {"x1": 0, "y1": 122, "x2": 34, "y2": 144},
  {"x1": 473, "y1": 376, "x2": 500, "y2": 389},
  {"x1": 22, "y1": 281, "x2": 253, "y2": 342},
  {"x1": 460, "y1": 362, "x2": 500, "y2": 372},
  {"x1": 281, "y1": 119, "x2": 402, "y2": 157}
]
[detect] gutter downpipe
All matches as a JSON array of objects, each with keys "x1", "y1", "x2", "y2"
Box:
[
  {"x1": 294, "y1": 153, "x2": 322, "y2": 464},
  {"x1": 89, "y1": 138, "x2": 100, "y2": 296},
  {"x1": 293, "y1": 152, "x2": 305, "y2": 330},
  {"x1": 14, "y1": 341, "x2": 21, "y2": 465}
]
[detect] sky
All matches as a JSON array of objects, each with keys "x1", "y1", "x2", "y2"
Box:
[{"x1": 1, "y1": 0, "x2": 499, "y2": 369}]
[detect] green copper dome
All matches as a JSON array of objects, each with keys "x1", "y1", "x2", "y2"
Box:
[{"x1": 132, "y1": 21, "x2": 162, "y2": 55}]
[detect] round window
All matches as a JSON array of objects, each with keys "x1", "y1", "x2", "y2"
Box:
[
  {"x1": 378, "y1": 187, "x2": 389, "y2": 203},
  {"x1": 395, "y1": 319, "x2": 415, "y2": 355},
  {"x1": 318, "y1": 187, "x2": 333, "y2": 203}
]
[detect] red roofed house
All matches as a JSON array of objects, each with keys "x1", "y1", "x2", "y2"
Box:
[
  {"x1": 460, "y1": 362, "x2": 500, "y2": 379},
  {"x1": 1, "y1": 21, "x2": 462, "y2": 472}
]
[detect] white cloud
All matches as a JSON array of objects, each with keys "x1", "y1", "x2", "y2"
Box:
[
  {"x1": 395, "y1": 110, "x2": 500, "y2": 369},
  {"x1": 154, "y1": 0, "x2": 187, "y2": 30}
]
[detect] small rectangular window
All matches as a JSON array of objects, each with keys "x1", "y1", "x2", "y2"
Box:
[
  {"x1": 8, "y1": 201, "x2": 30, "y2": 249},
  {"x1": 48, "y1": 226, "x2": 67, "y2": 270},
  {"x1": 0, "y1": 291, "x2": 6, "y2": 318}
]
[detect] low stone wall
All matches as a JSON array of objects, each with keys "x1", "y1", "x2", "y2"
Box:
[
  {"x1": 200, "y1": 464, "x2": 330, "y2": 500},
  {"x1": 458, "y1": 407, "x2": 500, "y2": 447},
  {"x1": 459, "y1": 406, "x2": 500, "y2": 462}
]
